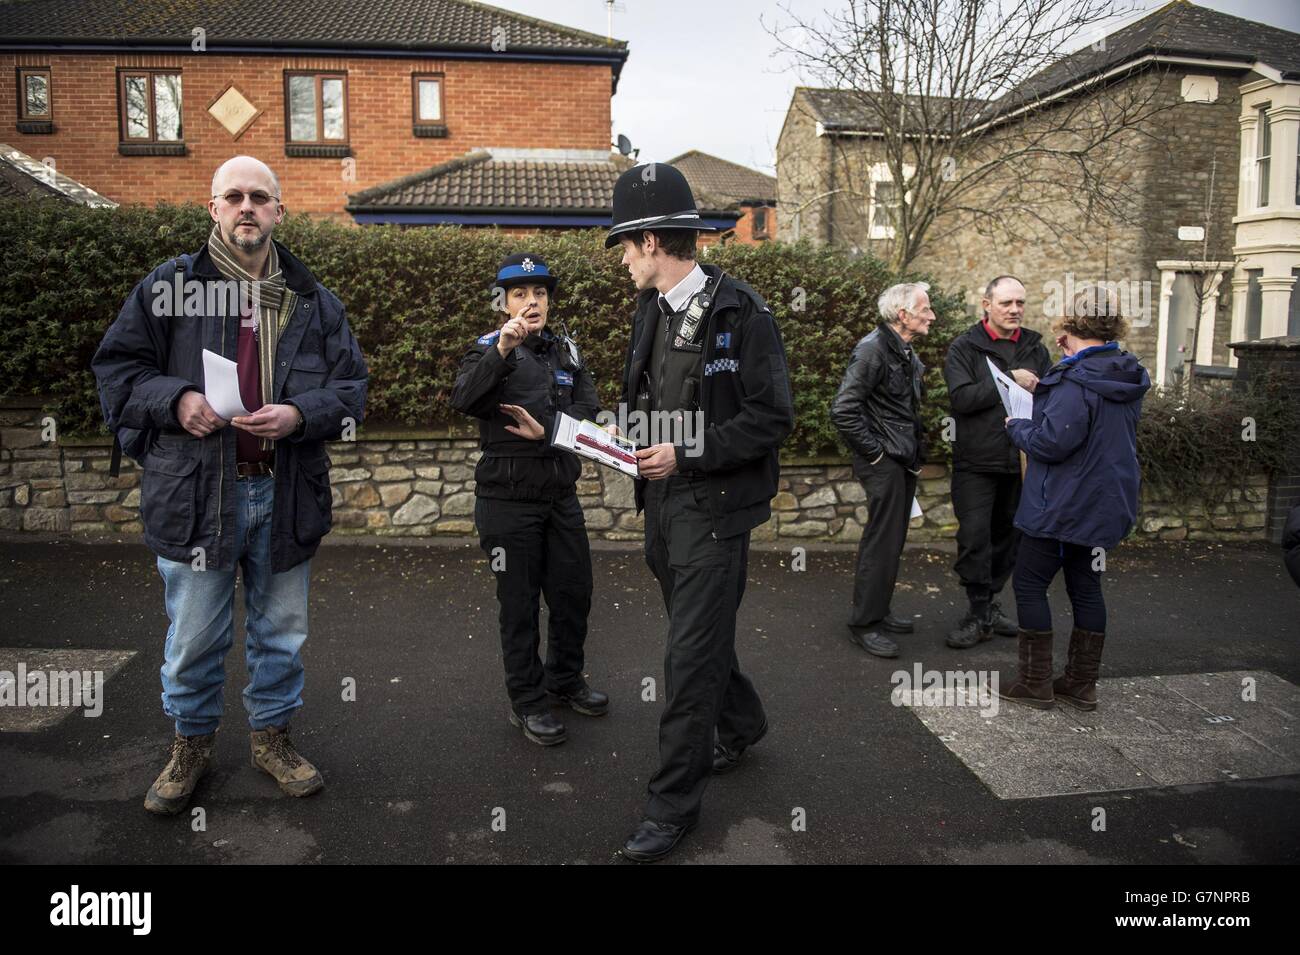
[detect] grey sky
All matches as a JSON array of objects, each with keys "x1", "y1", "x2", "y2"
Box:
[{"x1": 494, "y1": 0, "x2": 1300, "y2": 176}]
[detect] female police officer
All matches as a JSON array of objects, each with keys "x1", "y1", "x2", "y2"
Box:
[{"x1": 450, "y1": 253, "x2": 608, "y2": 746}]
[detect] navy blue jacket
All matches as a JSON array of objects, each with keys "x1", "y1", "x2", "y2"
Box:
[
  {"x1": 92, "y1": 242, "x2": 368, "y2": 573},
  {"x1": 1006, "y1": 343, "x2": 1150, "y2": 550}
]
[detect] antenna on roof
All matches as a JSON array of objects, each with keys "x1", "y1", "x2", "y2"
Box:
[{"x1": 606, "y1": 0, "x2": 626, "y2": 41}]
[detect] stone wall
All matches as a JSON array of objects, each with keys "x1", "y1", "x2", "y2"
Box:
[{"x1": 0, "y1": 398, "x2": 1269, "y2": 545}]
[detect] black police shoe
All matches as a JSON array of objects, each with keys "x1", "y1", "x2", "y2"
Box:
[
  {"x1": 881, "y1": 613, "x2": 915, "y2": 634},
  {"x1": 713, "y1": 719, "x2": 768, "y2": 775},
  {"x1": 552, "y1": 685, "x2": 610, "y2": 717},
  {"x1": 986, "y1": 601, "x2": 1018, "y2": 637},
  {"x1": 508, "y1": 710, "x2": 567, "y2": 746},
  {"x1": 946, "y1": 612, "x2": 992, "y2": 649},
  {"x1": 621, "y1": 819, "x2": 694, "y2": 863},
  {"x1": 847, "y1": 626, "x2": 899, "y2": 658}
]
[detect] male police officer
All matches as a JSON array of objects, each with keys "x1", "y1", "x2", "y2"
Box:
[
  {"x1": 942, "y1": 275, "x2": 1050, "y2": 648},
  {"x1": 609, "y1": 164, "x2": 794, "y2": 862},
  {"x1": 450, "y1": 253, "x2": 608, "y2": 746}
]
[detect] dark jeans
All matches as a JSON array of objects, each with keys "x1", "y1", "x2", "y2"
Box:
[
  {"x1": 475, "y1": 492, "x2": 593, "y2": 715},
  {"x1": 642, "y1": 475, "x2": 765, "y2": 827},
  {"x1": 951, "y1": 469, "x2": 1022, "y2": 604},
  {"x1": 1012, "y1": 533, "x2": 1107, "y2": 632},
  {"x1": 850, "y1": 455, "x2": 917, "y2": 627}
]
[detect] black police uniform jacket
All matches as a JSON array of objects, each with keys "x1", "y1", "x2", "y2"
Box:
[
  {"x1": 91, "y1": 243, "x2": 369, "y2": 573},
  {"x1": 831, "y1": 321, "x2": 927, "y2": 471},
  {"x1": 451, "y1": 327, "x2": 600, "y2": 500},
  {"x1": 619, "y1": 265, "x2": 795, "y2": 539},
  {"x1": 943, "y1": 322, "x2": 1051, "y2": 473}
]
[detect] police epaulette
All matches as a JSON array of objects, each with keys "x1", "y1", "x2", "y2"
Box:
[{"x1": 476, "y1": 329, "x2": 502, "y2": 345}]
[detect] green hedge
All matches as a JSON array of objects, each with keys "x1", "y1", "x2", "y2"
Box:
[
  {"x1": 0, "y1": 199, "x2": 1290, "y2": 493},
  {"x1": 0, "y1": 199, "x2": 963, "y2": 457}
]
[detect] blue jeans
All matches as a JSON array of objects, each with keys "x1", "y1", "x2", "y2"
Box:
[{"x1": 155, "y1": 475, "x2": 311, "y2": 736}]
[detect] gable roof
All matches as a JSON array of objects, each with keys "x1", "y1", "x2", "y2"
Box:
[
  {"x1": 792, "y1": 88, "x2": 987, "y2": 135},
  {"x1": 986, "y1": 1, "x2": 1300, "y2": 118},
  {"x1": 0, "y1": 0, "x2": 629, "y2": 85},
  {"x1": 666, "y1": 151, "x2": 776, "y2": 206},
  {"x1": 346, "y1": 148, "x2": 740, "y2": 228},
  {"x1": 783, "y1": 3, "x2": 1300, "y2": 137}
]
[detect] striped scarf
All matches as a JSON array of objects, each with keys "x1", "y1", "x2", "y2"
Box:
[{"x1": 206, "y1": 223, "x2": 298, "y2": 450}]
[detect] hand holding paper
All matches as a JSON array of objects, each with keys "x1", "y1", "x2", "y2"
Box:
[
  {"x1": 202, "y1": 348, "x2": 250, "y2": 422},
  {"x1": 986, "y1": 357, "x2": 1033, "y2": 420}
]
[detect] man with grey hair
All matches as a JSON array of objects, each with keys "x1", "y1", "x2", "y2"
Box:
[
  {"x1": 832, "y1": 282, "x2": 933, "y2": 657},
  {"x1": 93, "y1": 155, "x2": 368, "y2": 815}
]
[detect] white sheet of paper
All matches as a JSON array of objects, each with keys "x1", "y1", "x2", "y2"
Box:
[
  {"x1": 552, "y1": 412, "x2": 639, "y2": 477},
  {"x1": 910, "y1": 496, "x2": 922, "y2": 519},
  {"x1": 202, "y1": 348, "x2": 250, "y2": 421},
  {"x1": 986, "y1": 357, "x2": 1033, "y2": 420}
]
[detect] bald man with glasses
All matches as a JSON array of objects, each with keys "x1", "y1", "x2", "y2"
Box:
[{"x1": 93, "y1": 155, "x2": 368, "y2": 815}]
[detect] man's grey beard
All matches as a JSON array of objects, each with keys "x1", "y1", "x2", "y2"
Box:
[{"x1": 228, "y1": 222, "x2": 270, "y2": 251}]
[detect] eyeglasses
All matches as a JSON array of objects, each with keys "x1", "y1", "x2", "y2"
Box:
[{"x1": 213, "y1": 190, "x2": 280, "y2": 206}]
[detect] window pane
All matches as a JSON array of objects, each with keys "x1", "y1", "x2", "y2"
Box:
[
  {"x1": 322, "y1": 78, "x2": 344, "y2": 139},
  {"x1": 153, "y1": 73, "x2": 182, "y2": 141},
  {"x1": 1258, "y1": 157, "x2": 1270, "y2": 206},
  {"x1": 288, "y1": 75, "x2": 317, "y2": 141},
  {"x1": 418, "y1": 79, "x2": 441, "y2": 121},
  {"x1": 25, "y1": 74, "x2": 49, "y2": 116},
  {"x1": 125, "y1": 76, "x2": 149, "y2": 138}
]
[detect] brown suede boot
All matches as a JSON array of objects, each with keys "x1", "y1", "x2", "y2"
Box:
[
  {"x1": 1053, "y1": 627, "x2": 1106, "y2": 711},
  {"x1": 144, "y1": 731, "x2": 215, "y2": 815},
  {"x1": 250, "y1": 725, "x2": 324, "y2": 797},
  {"x1": 996, "y1": 628, "x2": 1055, "y2": 709}
]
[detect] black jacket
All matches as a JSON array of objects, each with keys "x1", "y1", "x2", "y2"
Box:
[
  {"x1": 451, "y1": 327, "x2": 600, "y2": 500},
  {"x1": 91, "y1": 243, "x2": 369, "y2": 573},
  {"x1": 620, "y1": 265, "x2": 794, "y2": 539},
  {"x1": 944, "y1": 322, "x2": 1052, "y2": 472},
  {"x1": 831, "y1": 322, "x2": 927, "y2": 471}
]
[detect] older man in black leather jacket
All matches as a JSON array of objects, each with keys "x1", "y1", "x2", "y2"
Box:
[{"x1": 831, "y1": 282, "x2": 934, "y2": 657}]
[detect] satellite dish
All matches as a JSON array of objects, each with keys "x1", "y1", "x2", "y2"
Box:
[{"x1": 616, "y1": 134, "x2": 635, "y2": 157}]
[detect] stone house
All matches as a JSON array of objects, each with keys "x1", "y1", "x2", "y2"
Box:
[{"x1": 776, "y1": 1, "x2": 1300, "y2": 388}]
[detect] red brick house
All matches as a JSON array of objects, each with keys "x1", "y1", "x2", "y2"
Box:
[
  {"x1": 668, "y1": 150, "x2": 777, "y2": 244},
  {"x1": 0, "y1": 0, "x2": 628, "y2": 218}
]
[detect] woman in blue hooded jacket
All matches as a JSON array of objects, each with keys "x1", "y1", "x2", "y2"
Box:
[{"x1": 998, "y1": 289, "x2": 1150, "y2": 711}]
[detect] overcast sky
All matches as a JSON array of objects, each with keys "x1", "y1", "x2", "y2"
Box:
[{"x1": 494, "y1": 0, "x2": 1300, "y2": 176}]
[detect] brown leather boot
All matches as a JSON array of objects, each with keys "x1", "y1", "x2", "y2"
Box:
[
  {"x1": 250, "y1": 725, "x2": 324, "y2": 797},
  {"x1": 1053, "y1": 627, "x2": 1106, "y2": 711},
  {"x1": 996, "y1": 628, "x2": 1055, "y2": 709},
  {"x1": 145, "y1": 731, "x2": 215, "y2": 815}
]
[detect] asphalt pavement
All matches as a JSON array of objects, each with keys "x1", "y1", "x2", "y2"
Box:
[{"x1": 1, "y1": 533, "x2": 1296, "y2": 864}]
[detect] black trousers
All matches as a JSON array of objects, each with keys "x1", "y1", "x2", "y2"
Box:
[
  {"x1": 1013, "y1": 533, "x2": 1107, "y2": 632},
  {"x1": 850, "y1": 456, "x2": 917, "y2": 627},
  {"x1": 951, "y1": 469, "x2": 1023, "y2": 604},
  {"x1": 475, "y1": 493, "x2": 593, "y2": 715},
  {"x1": 642, "y1": 476, "x2": 765, "y2": 827}
]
